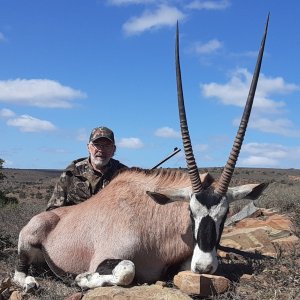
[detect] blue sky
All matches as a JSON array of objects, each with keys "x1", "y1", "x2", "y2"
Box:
[{"x1": 0, "y1": 0, "x2": 299, "y2": 170}]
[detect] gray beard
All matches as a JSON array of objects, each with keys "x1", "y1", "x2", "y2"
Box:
[{"x1": 90, "y1": 154, "x2": 110, "y2": 170}]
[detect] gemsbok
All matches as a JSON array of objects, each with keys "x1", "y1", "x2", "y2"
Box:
[{"x1": 14, "y1": 16, "x2": 269, "y2": 292}]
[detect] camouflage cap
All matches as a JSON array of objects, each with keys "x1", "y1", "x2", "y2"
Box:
[{"x1": 89, "y1": 126, "x2": 115, "y2": 144}]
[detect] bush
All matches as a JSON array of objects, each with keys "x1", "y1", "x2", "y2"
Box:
[
  {"x1": 0, "y1": 191, "x2": 18, "y2": 206},
  {"x1": 0, "y1": 159, "x2": 19, "y2": 206},
  {"x1": 0, "y1": 158, "x2": 5, "y2": 181}
]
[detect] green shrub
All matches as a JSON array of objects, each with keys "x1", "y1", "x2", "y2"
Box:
[
  {"x1": 0, "y1": 159, "x2": 19, "y2": 206},
  {"x1": 0, "y1": 190, "x2": 18, "y2": 206}
]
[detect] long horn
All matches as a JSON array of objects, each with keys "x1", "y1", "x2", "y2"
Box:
[
  {"x1": 215, "y1": 14, "x2": 270, "y2": 196},
  {"x1": 176, "y1": 22, "x2": 203, "y2": 194}
]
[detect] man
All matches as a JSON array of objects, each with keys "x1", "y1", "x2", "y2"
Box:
[{"x1": 46, "y1": 126, "x2": 127, "y2": 210}]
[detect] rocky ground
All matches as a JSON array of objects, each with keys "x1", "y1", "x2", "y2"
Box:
[{"x1": 0, "y1": 167, "x2": 300, "y2": 299}]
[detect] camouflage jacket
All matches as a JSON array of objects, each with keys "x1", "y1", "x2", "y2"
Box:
[{"x1": 46, "y1": 157, "x2": 127, "y2": 210}]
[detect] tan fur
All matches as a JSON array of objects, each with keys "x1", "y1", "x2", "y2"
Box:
[{"x1": 19, "y1": 169, "x2": 195, "y2": 282}]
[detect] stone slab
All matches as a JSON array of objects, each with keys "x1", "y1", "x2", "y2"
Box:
[
  {"x1": 82, "y1": 284, "x2": 191, "y2": 300},
  {"x1": 173, "y1": 271, "x2": 230, "y2": 297}
]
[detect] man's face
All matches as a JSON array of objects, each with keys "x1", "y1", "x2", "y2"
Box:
[{"x1": 88, "y1": 138, "x2": 115, "y2": 170}]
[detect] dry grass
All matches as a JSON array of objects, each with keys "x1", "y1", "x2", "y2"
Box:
[{"x1": 1, "y1": 167, "x2": 300, "y2": 300}]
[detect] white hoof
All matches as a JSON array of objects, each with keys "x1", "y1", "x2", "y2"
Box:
[
  {"x1": 112, "y1": 260, "x2": 135, "y2": 285},
  {"x1": 24, "y1": 276, "x2": 39, "y2": 292},
  {"x1": 13, "y1": 270, "x2": 39, "y2": 292},
  {"x1": 75, "y1": 272, "x2": 106, "y2": 289},
  {"x1": 75, "y1": 260, "x2": 135, "y2": 289},
  {"x1": 75, "y1": 272, "x2": 93, "y2": 287}
]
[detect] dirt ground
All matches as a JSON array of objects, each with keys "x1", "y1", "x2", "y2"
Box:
[{"x1": 1, "y1": 167, "x2": 300, "y2": 299}]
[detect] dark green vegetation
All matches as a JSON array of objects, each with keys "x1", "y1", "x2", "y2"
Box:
[
  {"x1": 0, "y1": 167, "x2": 300, "y2": 299},
  {"x1": 0, "y1": 160, "x2": 18, "y2": 207}
]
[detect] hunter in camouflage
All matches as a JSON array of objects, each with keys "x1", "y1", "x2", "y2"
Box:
[{"x1": 46, "y1": 126, "x2": 127, "y2": 210}]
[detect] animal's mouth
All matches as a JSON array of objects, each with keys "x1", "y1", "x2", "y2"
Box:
[{"x1": 192, "y1": 264, "x2": 215, "y2": 274}]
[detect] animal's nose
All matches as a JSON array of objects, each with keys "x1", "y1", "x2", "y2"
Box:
[{"x1": 195, "y1": 264, "x2": 213, "y2": 274}]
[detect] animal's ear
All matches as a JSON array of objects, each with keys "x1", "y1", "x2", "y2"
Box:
[
  {"x1": 146, "y1": 191, "x2": 173, "y2": 205},
  {"x1": 146, "y1": 190, "x2": 190, "y2": 205},
  {"x1": 227, "y1": 182, "x2": 268, "y2": 203}
]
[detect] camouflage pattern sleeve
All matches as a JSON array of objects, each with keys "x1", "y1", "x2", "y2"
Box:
[{"x1": 46, "y1": 170, "x2": 73, "y2": 211}]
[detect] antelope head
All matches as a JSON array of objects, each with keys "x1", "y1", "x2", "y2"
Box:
[{"x1": 176, "y1": 15, "x2": 269, "y2": 274}]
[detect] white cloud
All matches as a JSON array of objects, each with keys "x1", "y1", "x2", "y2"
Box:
[
  {"x1": 186, "y1": 0, "x2": 231, "y2": 10},
  {"x1": 241, "y1": 155, "x2": 278, "y2": 167},
  {"x1": 242, "y1": 143, "x2": 287, "y2": 159},
  {"x1": 0, "y1": 108, "x2": 57, "y2": 132},
  {"x1": 0, "y1": 108, "x2": 16, "y2": 118},
  {"x1": 3, "y1": 159, "x2": 13, "y2": 167},
  {"x1": 0, "y1": 79, "x2": 87, "y2": 108},
  {"x1": 201, "y1": 68, "x2": 299, "y2": 113},
  {"x1": 118, "y1": 137, "x2": 144, "y2": 148},
  {"x1": 202, "y1": 69, "x2": 300, "y2": 139},
  {"x1": 123, "y1": 4, "x2": 186, "y2": 35},
  {"x1": 245, "y1": 117, "x2": 300, "y2": 137},
  {"x1": 6, "y1": 114, "x2": 56, "y2": 132},
  {"x1": 192, "y1": 39, "x2": 223, "y2": 54},
  {"x1": 155, "y1": 126, "x2": 180, "y2": 138},
  {"x1": 239, "y1": 142, "x2": 300, "y2": 168}
]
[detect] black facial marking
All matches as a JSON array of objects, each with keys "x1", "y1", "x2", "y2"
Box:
[
  {"x1": 195, "y1": 190, "x2": 222, "y2": 209},
  {"x1": 96, "y1": 259, "x2": 123, "y2": 275},
  {"x1": 197, "y1": 215, "x2": 217, "y2": 252},
  {"x1": 190, "y1": 209, "x2": 196, "y2": 244},
  {"x1": 217, "y1": 207, "x2": 229, "y2": 247}
]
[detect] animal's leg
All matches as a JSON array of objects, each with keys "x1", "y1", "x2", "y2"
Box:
[
  {"x1": 14, "y1": 250, "x2": 41, "y2": 292},
  {"x1": 75, "y1": 259, "x2": 135, "y2": 289},
  {"x1": 13, "y1": 212, "x2": 60, "y2": 292}
]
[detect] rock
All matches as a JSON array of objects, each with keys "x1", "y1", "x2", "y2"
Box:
[
  {"x1": 234, "y1": 211, "x2": 295, "y2": 231},
  {"x1": 82, "y1": 285, "x2": 191, "y2": 300},
  {"x1": 155, "y1": 281, "x2": 167, "y2": 287},
  {"x1": 225, "y1": 202, "x2": 261, "y2": 226},
  {"x1": 217, "y1": 250, "x2": 230, "y2": 258},
  {"x1": 173, "y1": 271, "x2": 230, "y2": 297},
  {"x1": 221, "y1": 209, "x2": 299, "y2": 257},
  {"x1": 272, "y1": 235, "x2": 299, "y2": 252},
  {"x1": 64, "y1": 292, "x2": 83, "y2": 300},
  {"x1": 9, "y1": 291, "x2": 23, "y2": 300}
]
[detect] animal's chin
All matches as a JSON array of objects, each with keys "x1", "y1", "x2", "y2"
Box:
[{"x1": 191, "y1": 265, "x2": 216, "y2": 274}]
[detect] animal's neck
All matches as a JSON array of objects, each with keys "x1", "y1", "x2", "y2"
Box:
[{"x1": 142, "y1": 202, "x2": 194, "y2": 264}]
